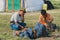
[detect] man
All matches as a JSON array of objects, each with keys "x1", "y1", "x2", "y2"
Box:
[
  {"x1": 10, "y1": 9, "x2": 26, "y2": 35},
  {"x1": 15, "y1": 23, "x2": 47, "y2": 39},
  {"x1": 38, "y1": 10, "x2": 56, "y2": 31}
]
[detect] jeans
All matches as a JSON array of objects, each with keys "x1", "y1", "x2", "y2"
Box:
[
  {"x1": 10, "y1": 22, "x2": 26, "y2": 30},
  {"x1": 34, "y1": 22, "x2": 48, "y2": 37}
]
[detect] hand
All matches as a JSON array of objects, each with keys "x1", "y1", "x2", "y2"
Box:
[{"x1": 22, "y1": 28, "x2": 28, "y2": 32}]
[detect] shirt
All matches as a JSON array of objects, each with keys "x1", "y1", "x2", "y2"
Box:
[
  {"x1": 10, "y1": 12, "x2": 23, "y2": 22},
  {"x1": 39, "y1": 13, "x2": 53, "y2": 25}
]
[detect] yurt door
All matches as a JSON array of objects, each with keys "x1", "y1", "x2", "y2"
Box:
[
  {"x1": 14, "y1": 0, "x2": 21, "y2": 10},
  {"x1": 8, "y1": 0, "x2": 21, "y2": 11},
  {"x1": 8, "y1": 0, "x2": 12, "y2": 10}
]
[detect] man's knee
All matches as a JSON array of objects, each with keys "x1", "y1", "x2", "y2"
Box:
[{"x1": 10, "y1": 24, "x2": 19, "y2": 30}]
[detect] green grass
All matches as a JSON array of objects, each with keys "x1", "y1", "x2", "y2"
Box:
[
  {"x1": 49, "y1": 0, "x2": 60, "y2": 9},
  {"x1": 0, "y1": 9, "x2": 60, "y2": 40}
]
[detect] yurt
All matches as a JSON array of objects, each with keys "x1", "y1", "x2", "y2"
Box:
[
  {"x1": 0, "y1": 0, "x2": 5, "y2": 12},
  {"x1": 6, "y1": 0, "x2": 44, "y2": 12},
  {"x1": 24, "y1": 0, "x2": 44, "y2": 12},
  {"x1": 0, "y1": 0, "x2": 44, "y2": 12}
]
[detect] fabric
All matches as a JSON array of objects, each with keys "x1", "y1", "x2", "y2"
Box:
[
  {"x1": 25, "y1": 0, "x2": 44, "y2": 12},
  {"x1": 19, "y1": 23, "x2": 49, "y2": 39},
  {"x1": 10, "y1": 12, "x2": 23, "y2": 22},
  {"x1": 27, "y1": 28, "x2": 34, "y2": 39},
  {"x1": 34, "y1": 22, "x2": 46, "y2": 38},
  {"x1": 19, "y1": 31, "x2": 28, "y2": 37},
  {"x1": 10, "y1": 22, "x2": 26, "y2": 30},
  {"x1": 19, "y1": 28, "x2": 34, "y2": 39},
  {"x1": 0, "y1": 0, "x2": 5, "y2": 11},
  {"x1": 39, "y1": 13, "x2": 53, "y2": 26}
]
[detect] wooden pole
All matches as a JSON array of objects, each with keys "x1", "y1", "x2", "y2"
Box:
[
  {"x1": 20, "y1": 0, "x2": 21, "y2": 10},
  {"x1": 6, "y1": 0, "x2": 8, "y2": 12},
  {"x1": 20, "y1": 0, "x2": 22, "y2": 8},
  {"x1": 12, "y1": 0, "x2": 14, "y2": 12}
]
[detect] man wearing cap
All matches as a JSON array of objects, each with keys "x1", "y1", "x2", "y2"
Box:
[{"x1": 10, "y1": 9, "x2": 26, "y2": 35}]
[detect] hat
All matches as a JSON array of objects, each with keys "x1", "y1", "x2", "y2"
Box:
[{"x1": 20, "y1": 8, "x2": 26, "y2": 13}]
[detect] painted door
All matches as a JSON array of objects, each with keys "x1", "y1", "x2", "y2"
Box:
[
  {"x1": 8, "y1": 0, "x2": 21, "y2": 10},
  {"x1": 8, "y1": 0, "x2": 12, "y2": 10},
  {"x1": 14, "y1": 0, "x2": 20, "y2": 10}
]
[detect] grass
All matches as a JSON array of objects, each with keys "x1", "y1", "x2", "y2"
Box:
[
  {"x1": 0, "y1": 9, "x2": 60, "y2": 40},
  {"x1": 49, "y1": 0, "x2": 60, "y2": 9}
]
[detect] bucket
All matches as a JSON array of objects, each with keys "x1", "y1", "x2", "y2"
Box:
[{"x1": 43, "y1": 4, "x2": 47, "y2": 11}]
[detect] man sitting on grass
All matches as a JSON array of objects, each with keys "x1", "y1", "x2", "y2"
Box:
[
  {"x1": 38, "y1": 10, "x2": 56, "y2": 32},
  {"x1": 10, "y1": 9, "x2": 26, "y2": 36}
]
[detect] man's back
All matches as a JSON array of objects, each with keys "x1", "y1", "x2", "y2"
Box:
[{"x1": 39, "y1": 13, "x2": 53, "y2": 25}]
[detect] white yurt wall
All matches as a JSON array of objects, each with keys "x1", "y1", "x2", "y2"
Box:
[
  {"x1": 21, "y1": 0, "x2": 25, "y2": 8},
  {"x1": 0, "y1": 0, "x2": 5, "y2": 12},
  {"x1": 25, "y1": 0, "x2": 44, "y2": 12}
]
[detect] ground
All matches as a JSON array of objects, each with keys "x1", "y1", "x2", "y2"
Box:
[{"x1": 0, "y1": 9, "x2": 60, "y2": 40}]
